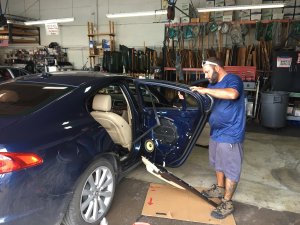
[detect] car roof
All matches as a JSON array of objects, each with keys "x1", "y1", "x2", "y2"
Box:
[
  {"x1": 0, "y1": 66, "x2": 18, "y2": 69},
  {"x1": 0, "y1": 66, "x2": 28, "y2": 71},
  {"x1": 14, "y1": 71, "x2": 127, "y2": 87}
]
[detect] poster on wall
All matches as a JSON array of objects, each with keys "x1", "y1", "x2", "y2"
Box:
[
  {"x1": 45, "y1": 23, "x2": 59, "y2": 35},
  {"x1": 276, "y1": 57, "x2": 292, "y2": 68}
]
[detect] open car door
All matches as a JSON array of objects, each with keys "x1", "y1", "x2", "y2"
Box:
[
  {"x1": 134, "y1": 79, "x2": 216, "y2": 206},
  {"x1": 134, "y1": 80, "x2": 213, "y2": 167}
]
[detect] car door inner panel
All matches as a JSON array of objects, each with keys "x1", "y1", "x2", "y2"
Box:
[{"x1": 134, "y1": 81, "x2": 212, "y2": 167}]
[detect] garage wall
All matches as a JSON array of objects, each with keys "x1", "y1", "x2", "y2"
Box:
[{"x1": 1, "y1": 0, "x2": 248, "y2": 69}]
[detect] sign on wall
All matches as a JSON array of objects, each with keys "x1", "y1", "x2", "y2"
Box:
[
  {"x1": 276, "y1": 57, "x2": 293, "y2": 68},
  {"x1": 45, "y1": 23, "x2": 59, "y2": 35}
]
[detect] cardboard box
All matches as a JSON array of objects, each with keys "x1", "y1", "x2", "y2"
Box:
[
  {"x1": 251, "y1": 9, "x2": 261, "y2": 14},
  {"x1": 180, "y1": 16, "x2": 190, "y2": 23},
  {"x1": 273, "y1": 13, "x2": 284, "y2": 19},
  {"x1": 240, "y1": 9, "x2": 251, "y2": 20},
  {"x1": 223, "y1": 11, "x2": 233, "y2": 21},
  {"x1": 181, "y1": 3, "x2": 190, "y2": 10},
  {"x1": 241, "y1": 16, "x2": 251, "y2": 20},
  {"x1": 215, "y1": 0, "x2": 225, "y2": 6},
  {"x1": 251, "y1": 13, "x2": 262, "y2": 20},
  {"x1": 191, "y1": 18, "x2": 200, "y2": 23},
  {"x1": 273, "y1": 0, "x2": 284, "y2": 18},
  {"x1": 225, "y1": 0, "x2": 235, "y2": 5},
  {"x1": 262, "y1": 9, "x2": 273, "y2": 20},
  {"x1": 294, "y1": 13, "x2": 300, "y2": 19},
  {"x1": 261, "y1": 0, "x2": 273, "y2": 19},
  {"x1": 284, "y1": 13, "x2": 295, "y2": 19},
  {"x1": 181, "y1": 3, "x2": 189, "y2": 12},
  {"x1": 180, "y1": 3, "x2": 191, "y2": 17},
  {"x1": 284, "y1": 6, "x2": 295, "y2": 14},
  {"x1": 142, "y1": 183, "x2": 236, "y2": 225},
  {"x1": 285, "y1": 0, "x2": 296, "y2": 6},
  {"x1": 200, "y1": 12, "x2": 210, "y2": 22},
  {"x1": 251, "y1": 0, "x2": 262, "y2": 19},
  {"x1": 213, "y1": 11, "x2": 224, "y2": 21}
]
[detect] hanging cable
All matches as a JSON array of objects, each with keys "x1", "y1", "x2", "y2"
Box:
[{"x1": 4, "y1": 0, "x2": 8, "y2": 14}]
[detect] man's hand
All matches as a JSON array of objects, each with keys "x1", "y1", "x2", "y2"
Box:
[
  {"x1": 178, "y1": 91, "x2": 184, "y2": 100},
  {"x1": 190, "y1": 86, "x2": 208, "y2": 95},
  {"x1": 190, "y1": 86, "x2": 240, "y2": 100}
]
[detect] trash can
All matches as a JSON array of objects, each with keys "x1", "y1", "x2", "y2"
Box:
[{"x1": 260, "y1": 91, "x2": 289, "y2": 128}]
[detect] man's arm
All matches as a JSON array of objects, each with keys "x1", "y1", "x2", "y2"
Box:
[{"x1": 190, "y1": 86, "x2": 239, "y2": 100}]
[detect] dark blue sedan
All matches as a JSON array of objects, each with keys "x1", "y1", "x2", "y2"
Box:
[{"x1": 0, "y1": 71, "x2": 212, "y2": 225}]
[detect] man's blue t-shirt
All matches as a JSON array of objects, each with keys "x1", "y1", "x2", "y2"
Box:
[{"x1": 208, "y1": 73, "x2": 245, "y2": 143}]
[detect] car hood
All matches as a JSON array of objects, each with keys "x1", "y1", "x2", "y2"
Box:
[{"x1": 0, "y1": 117, "x2": 20, "y2": 131}]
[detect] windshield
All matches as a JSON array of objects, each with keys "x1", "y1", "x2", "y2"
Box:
[{"x1": 0, "y1": 83, "x2": 74, "y2": 116}]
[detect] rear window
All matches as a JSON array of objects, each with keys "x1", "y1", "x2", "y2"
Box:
[{"x1": 0, "y1": 83, "x2": 74, "y2": 116}]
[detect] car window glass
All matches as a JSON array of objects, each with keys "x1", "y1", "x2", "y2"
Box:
[
  {"x1": 10, "y1": 68, "x2": 20, "y2": 77},
  {"x1": 10, "y1": 68, "x2": 25, "y2": 77},
  {"x1": 97, "y1": 84, "x2": 128, "y2": 117},
  {"x1": 21, "y1": 70, "x2": 28, "y2": 76},
  {"x1": 124, "y1": 79, "x2": 138, "y2": 102},
  {"x1": 0, "y1": 69, "x2": 5, "y2": 82},
  {"x1": 0, "y1": 83, "x2": 73, "y2": 116},
  {"x1": 139, "y1": 84, "x2": 197, "y2": 109},
  {"x1": 0, "y1": 69, "x2": 12, "y2": 81}
]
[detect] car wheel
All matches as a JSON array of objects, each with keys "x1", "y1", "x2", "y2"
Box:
[{"x1": 63, "y1": 158, "x2": 116, "y2": 225}]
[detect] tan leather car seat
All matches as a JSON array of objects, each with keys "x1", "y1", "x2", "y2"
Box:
[
  {"x1": 90, "y1": 94, "x2": 132, "y2": 150},
  {"x1": 0, "y1": 90, "x2": 19, "y2": 103}
]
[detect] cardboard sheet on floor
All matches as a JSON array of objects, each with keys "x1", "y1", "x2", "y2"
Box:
[{"x1": 142, "y1": 183, "x2": 236, "y2": 225}]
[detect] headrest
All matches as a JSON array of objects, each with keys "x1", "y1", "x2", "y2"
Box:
[
  {"x1": 92, "y1": 94, "x2": 111, "y2": 112},
  {"x1": 0, "y1": 90, "x2": 19, "y2": 103}
]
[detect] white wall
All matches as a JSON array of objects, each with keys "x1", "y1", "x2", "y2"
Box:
[
  {"x1": 1, "y1": 0, "x2": 249, "y2": 69},
  {"x1": 0, "y1": 0, "x2": 168, "y2": 69}
]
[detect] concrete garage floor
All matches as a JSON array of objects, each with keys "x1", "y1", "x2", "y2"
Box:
[{"x1": 107, "y1": 121, "x2": 300, "y2": 225}]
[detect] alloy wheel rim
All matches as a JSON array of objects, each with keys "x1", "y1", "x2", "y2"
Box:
[{"x1": 80, "y1": 165, "x2": 114, "y2": 223}]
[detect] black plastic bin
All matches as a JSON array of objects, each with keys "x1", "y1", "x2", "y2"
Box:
[{"x1": 260, "y1": 91, "x2": 289, "y2": 128}]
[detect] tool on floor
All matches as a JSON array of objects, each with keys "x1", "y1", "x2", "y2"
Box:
[{"x1": 142, "y1": 156, "x2": 218, "y2": 208}]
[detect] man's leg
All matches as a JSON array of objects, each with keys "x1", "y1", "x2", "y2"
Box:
[
  {"x1": 211, "y1": 142, "x2": 243, "y2": 219},
  {"x1": 224, "y1": 177, "x2": 237, "y2": 200},
  {"x1": 216, "y1": 171, "x2": 225, "y2": 188},
  {"x1": 202, "y1": 171, "x2": 225, "y2": 198},
  {"x1": 202, "y1": 139, "x2": 225, "y2": 198}
]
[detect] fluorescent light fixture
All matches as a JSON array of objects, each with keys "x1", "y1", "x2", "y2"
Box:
[
  {"x1": 197, "y1": 3, "x2": 285, "y2": 12},
  {"x1": 106, "y1": 10, "x2": 167, "y2": 18},
  {"x1": 43, "y1": 86, "x2": 68, "y2": 90},
  {"x1": 84, "y1": 86, "x2": 92, "y2": 93},
  {"x1": 24, "y1": 17, "x2": 74, "y2": 25}
]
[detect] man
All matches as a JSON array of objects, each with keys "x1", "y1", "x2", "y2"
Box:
[{"x1": 190, "y1": 57, "x2": 245, "y2": 219}]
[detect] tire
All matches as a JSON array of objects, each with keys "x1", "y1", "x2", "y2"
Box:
[{"x1": 63, "y1": 158, "x2": 116, "y2": 225}]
